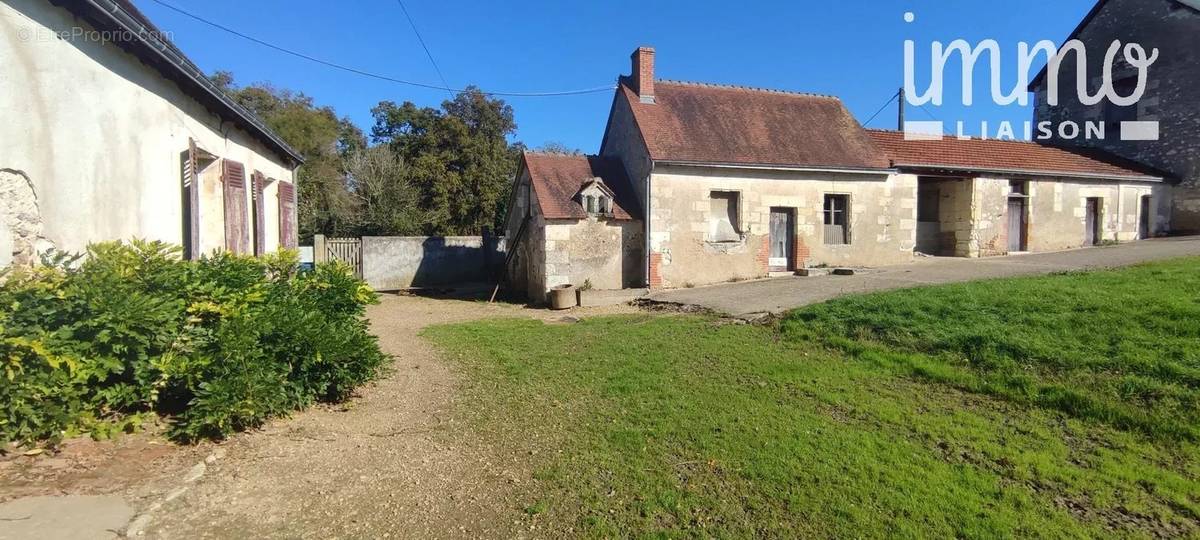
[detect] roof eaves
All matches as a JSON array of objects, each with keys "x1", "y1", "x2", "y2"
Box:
[
  {"x1": 654, "y1": 159, "x2": 896, "y2": 176},
  {"x1": 64, "y1": 0, "x2": 305, "y2": 165},
  {"x1": 891, "y1": 162, "x2": 1162, "y2": 182}
]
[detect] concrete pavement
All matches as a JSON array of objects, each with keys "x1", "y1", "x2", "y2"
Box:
[
  {"x1": 647, "y1": 237, "x2": 1200, "y2": 317},
  {"x1": 0, "y1": 495, "x2": 133, "y2": 540}
]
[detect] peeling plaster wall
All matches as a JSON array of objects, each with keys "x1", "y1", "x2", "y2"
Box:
[
  {"x1": 0, "y1": 169, "x2": 52, "y2": 266},
  {"x1": 543, "y1": 218, "x2": 643, "y2": 294},
  {"x1": 599, "y1": 94, "x2": 652, "y2": 218},
  {"x1": 647, "y1": 166, "x2": 917, "y2": 288},
  {"x1": 599, "y1": 93, "x2": 653, "y2": 287},
  {"x1": 0, "y1": 0, "x2": 295, "y2": 261},
  {"x1": 1032, "y1": 0, "x2": 1198, "y2": 231}
]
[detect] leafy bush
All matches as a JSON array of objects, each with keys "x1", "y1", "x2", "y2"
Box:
[{"x1": 0, "y1": 240, "x2": 388, "y2": 445}]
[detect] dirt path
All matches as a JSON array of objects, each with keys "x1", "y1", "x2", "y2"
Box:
[{"x1": 0, "y1": 294, "x2": 635, "y2": 539}]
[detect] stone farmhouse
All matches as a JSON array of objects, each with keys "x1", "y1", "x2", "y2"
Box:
[
  {"x1": 506, "y1": 44, "x2": 1173, "y2": 302},
  {"x1": 1, "y1": 0, "x2": 303, "y2": 267}
]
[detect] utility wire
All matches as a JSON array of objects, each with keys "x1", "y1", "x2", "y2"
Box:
[
  {"x1": 146, "y1": 0, "x2": 615, "y2": 97},
  {"x1": 916, "y1": 103, "x2": 952, "y2": 134},
  {"x1": 393, "y1": 0, "x2": 452, "y2": 99},
  {"x1": 862, "y1": 90, "x2": 899, "y2": 127}
]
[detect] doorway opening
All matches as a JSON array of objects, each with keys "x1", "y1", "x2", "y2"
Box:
[
  {"x1": 768, "y1": 207, "x2": 796, "y2": 272},
  {"x1": 1085, "y1": 197, "x2": 1103, "y2": 246},
  {"x1": 1007, "y1": 180, "x2": 1029, "y2": 252},
  {"x1": 915, "y1": 177, "x2": 966, "y2": 256},
  {"x1": 1138, "y1": 195, "x2": 1152, "y2": 239}
]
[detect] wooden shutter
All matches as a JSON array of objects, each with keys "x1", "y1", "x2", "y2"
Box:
[
  {"x1": 251, "y1": 172, "x2": 267, "y2": 256},
  {"x1": 183, "y1": 139, "x2": 201, "y2": 259},
  {"x1": 222, "y1": 160, "x2": 250, "y2": 254},
  {"x1": 277, "y1": 181, "x2": 297, "y2": 249}
]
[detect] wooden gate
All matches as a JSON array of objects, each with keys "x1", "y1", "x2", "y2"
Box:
[{"x1": 315, "y1": 235, "x2": 362, "y2": 277}]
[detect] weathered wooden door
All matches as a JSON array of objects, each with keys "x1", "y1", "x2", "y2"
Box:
[
  {"x1": 1085, "y1": 198, "x2": 1101, "y2": 245},
  {"x1": 1007, "y1": 198, "x2": 1026, "y2": 252},
  {"x1": 1138, "y1": 195, "x2": 1151, "y2": 239},
  {"x1": 222, "y1": 160, "x2": 250, "y2": 254},
  {"x1": 768, "y1": 208, "x2": 794, "y2": 272}
]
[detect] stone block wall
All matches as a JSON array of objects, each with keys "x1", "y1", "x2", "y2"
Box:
[
  {"x1": 646, "y1": 166, "x2": 917, "y2": 288},
  {"x1": 541, "y1": 218, "x2": 644, "y2": 294}
]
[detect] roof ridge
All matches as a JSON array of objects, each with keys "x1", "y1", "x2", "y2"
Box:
[
  {"x1": 655, "y1": 79, "x2": 839, "y2": 100},
  {"x1": 524, "y1": 150, "x2": 598, "y2": 158}
]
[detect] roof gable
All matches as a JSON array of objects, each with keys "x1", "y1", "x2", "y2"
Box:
[
  {"x1": 521, "y1": 153, "x2": 640, "y2": 221},
  {"x1": 618, "y1": 78, "x2": 891, "y2": 171},
  {"x1": 1030, "y1": 0, "x2": 1196, "y2": 89}
]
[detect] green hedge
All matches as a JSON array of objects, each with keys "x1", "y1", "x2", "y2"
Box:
[{"x1": 0, "y1": 241, "x2": 389, "y2": 445}]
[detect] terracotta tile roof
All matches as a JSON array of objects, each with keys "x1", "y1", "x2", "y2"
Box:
[
  {"x1": 619, "y1": 78, "x2": 891, "y2": 170},
  {"x1": 522, "y1": 152, "x2": 640, "y2": 221},
  {"x1": 865, "y1": 130, "x2": 1162, "y2": 180}
]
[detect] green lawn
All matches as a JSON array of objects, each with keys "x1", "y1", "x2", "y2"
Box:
[{"x1": 424, "y1": 258, "x2": 1200, "y2": 538}]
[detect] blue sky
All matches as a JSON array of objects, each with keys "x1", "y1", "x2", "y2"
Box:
[{"x1": 134, "y1": 0, "x2": 1099, "y2": 151}]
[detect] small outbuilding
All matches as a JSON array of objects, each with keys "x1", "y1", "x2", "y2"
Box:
[{"x1": 503, "y1": 152, "x2": 643, "y2": 302}]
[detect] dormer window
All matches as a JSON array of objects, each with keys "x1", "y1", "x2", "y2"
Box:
[{"x1": 577, "y1": 177, "x2": 616, "y2": 217}]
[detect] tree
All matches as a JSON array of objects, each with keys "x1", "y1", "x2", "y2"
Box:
[
  {"x1": 535, "y1": 141, "x2": 583, "y2": 155},
  {"x1": 210, "y1": 72, "x2": 365, "y2": 240},
  {"x1": 371, "y1": 87, "x2": 521, "y2": 235},
  {"x1": 343, "y1": 146, "x2": 425, "y2": 236}
]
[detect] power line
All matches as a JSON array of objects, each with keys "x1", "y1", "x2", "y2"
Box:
[
  {"x1": 864, "y1": 91, "x2": 902, "y2": 128},
  {"x1": 392, "y1": 0, "x2": 452, "y2": 99},
  {"x1": 146, "y1": 0, "x2": 615, "y2": 97},
  {"x1": 916, "y1": 103, "x2": 952, "y2": 134}
]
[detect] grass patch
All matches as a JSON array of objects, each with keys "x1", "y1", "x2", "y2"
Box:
[
  {"x1": 425, "y1": 259, "x2": 1200, "y2": 537},
  {"x1": 782, "y1": 258, "x2": 1200, "y2": 442}
]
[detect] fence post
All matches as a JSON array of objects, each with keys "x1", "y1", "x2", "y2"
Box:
[{"x1": 313, "y1": 234, "x2": 327, "y2": 263}]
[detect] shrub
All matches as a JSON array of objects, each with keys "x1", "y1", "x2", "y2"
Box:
[{"x1": 0, "y1": 240, "x2": 388, "y2": 446}]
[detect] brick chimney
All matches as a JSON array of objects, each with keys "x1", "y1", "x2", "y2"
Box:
[{"x1": 631, "y1": 46, "x2": 655, "y2": 103}]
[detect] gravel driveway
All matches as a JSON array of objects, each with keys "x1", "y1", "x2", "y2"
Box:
[{"x1": 2, "y1": 293, "x2": 635, "y2": 539}]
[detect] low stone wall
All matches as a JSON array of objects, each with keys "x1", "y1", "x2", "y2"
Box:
[{"x1": 361, "y1": 236, "x2": 505, "y2": 290}]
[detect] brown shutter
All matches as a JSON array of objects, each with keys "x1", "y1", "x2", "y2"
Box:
[
  {"x1": 251, "y1": 171, "x2": 267, "y2": 256},
  {"x1": 222, "y1": 160, "x2": 250, "y2": 254},
  {"x1": 277, "y1": 181, "x2": 297, "y2": 249},
  {"x1": 183, "y1": 139, "x2": 201, "y2": 259}
]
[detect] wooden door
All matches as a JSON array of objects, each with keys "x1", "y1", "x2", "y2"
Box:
[
  {"x1": 222, "y1": 160, "x2": 250, "y2": 254},
  {"x1": 1138, "y1": 196, "x2": 1151, "y2": 239},
  {"x1": 1007, "y1": 198, "x2": 1026, "y2": 252},
  {"x1": 1085, "y1": 198, "x2": 1100, "y2": 245},
  {"x1": 768, "y1": 208, "x2": 794, "y2": 272}
]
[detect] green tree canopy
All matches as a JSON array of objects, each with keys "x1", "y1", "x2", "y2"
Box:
[
  {"x1": 371, "y1": 87, "x2": 522, "y2": 235},
  {"x1": 212, "y1": 73, "x2": 522, "y2": 239},
  {"x1": 210, "y1": 71, "x2": 364, "y2": 239}
]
